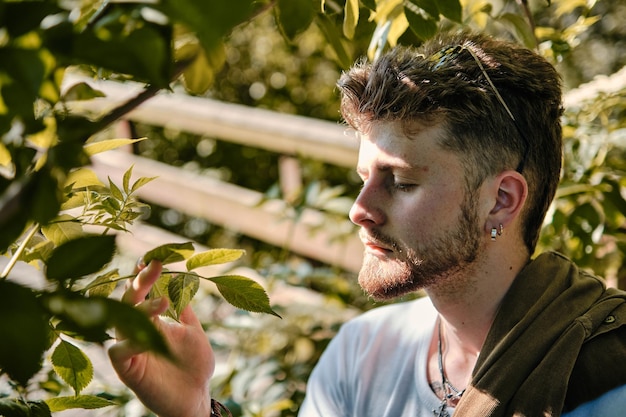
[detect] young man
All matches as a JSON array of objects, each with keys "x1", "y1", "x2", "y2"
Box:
[{"x1": 109, "y1": 31, "x2": 626, "y2": 417}]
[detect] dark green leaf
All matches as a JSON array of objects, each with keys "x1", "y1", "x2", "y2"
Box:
[
  {"x1": 276, "y1": 0, "x2": 315, "y2": 41},
  {"x1": 437, "y1": 0, "x2": 462, "y2": 23},
  {"x1": 46, "y1": 395, "x2": 115, "y2": 412},
  {"x1": 0, "y1": 281, "x2": 49, "y2": 386},
  {"x1": 143, "y1": 242, "x2": 195, "y2": 265},
  {"x1": 30, "y1": 169, "x2": 61, "y2": 225},
  {"x1": 50, "y1": 340, "x2": 93, "y2": 395},
  {"x1": 1, "y1": 2, "x2": 63, "y2": 38},
  {"x1": 408, "y1": 0, "x2": 438, "y2": 19},
  {"x1": 315, "y1": 14, "x2": 353, "y2": 69},
  {"x1": 0, "y1": 399, "x2": 51, "y2": 417},
  {"x1": 43, "y1": 294, "x2": 170, "y2": 357},
  {"x1": 46, "y1": 235, "x2": 116, "y2": 282},
  {"x1": 404, "y1": 3, "x2": 438, "y2": 41},
  {"x1": 209, "y1": 275, "x2": 281, "y2": 318},
  {"x1": 157, "y1": 0, "x2": 254, "y2": 55},
  {"x1": 360, "y1": 0, "x2": 376, "y2": 11}
]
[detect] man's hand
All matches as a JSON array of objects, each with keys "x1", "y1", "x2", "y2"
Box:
[{"x1": 108, "y1": 260, "x2": 215, "y2": 417}]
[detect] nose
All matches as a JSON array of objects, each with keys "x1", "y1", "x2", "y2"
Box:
[{"x1": 349, "y1": 181, "x2": 385, "y2": 226}]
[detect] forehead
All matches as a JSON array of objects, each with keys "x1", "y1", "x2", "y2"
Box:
[{"x1": 357, "y1": 121, "x2": 452, "y2": 171}]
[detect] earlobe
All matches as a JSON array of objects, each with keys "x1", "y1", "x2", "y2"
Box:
[{"x1": 487, "y1": 171, "x2": 528, "y2": 231}]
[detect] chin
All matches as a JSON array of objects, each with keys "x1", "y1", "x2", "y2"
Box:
[{"x1": 358, "y1": 255, "x2": 426, "y2": 300}]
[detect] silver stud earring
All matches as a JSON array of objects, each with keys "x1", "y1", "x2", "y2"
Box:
[
  {"x1": 491, "y1": 228, "x2": 498, "y2": 241},
  {"x1": 498, "y1": 224, "x2": 504, "y2": 236}
]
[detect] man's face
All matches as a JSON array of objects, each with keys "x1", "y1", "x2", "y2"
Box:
[{"x1": 350, "y1": 121, "x2": 486, "y2": 300}]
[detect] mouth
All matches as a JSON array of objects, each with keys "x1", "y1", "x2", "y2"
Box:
[{"x1": 360, "y1": 231, "x2": 394, "y2": 256}]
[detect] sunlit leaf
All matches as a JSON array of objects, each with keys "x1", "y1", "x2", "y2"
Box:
[
  {"x1": 143, "y1": 242, "x2": 195, "y2": 265},
  {"x1": 315, "y1": 14, "x2": 353, "y2": 69},
  {"x1": 65, "y1": 167, "x2": 104, "y2": 189},
  {"x1": 168, "y1": 273, "x2": 200, "y2": 318},
  {"x1": 84, "y1": 269, "x2": 120, "y2": 297},
  {"x1": 108, "y1": 177, "x2": 124, "y2": 201},
  {"x1": 209, "y1": 275, "x2": 280, "y2": 318},
  {"x1": 62, "y1": 82, "x2": 105, "y2": 101},
  {"x1": 149, "y1": 273, "x2": 179, "y2": 319},
  {"x1": 51, "y1": 340, "x2": 93, "y2": 395},
  {"x1": 41, "y1": 214, "x2": 83, "y2": 246},
  {"x1": 186, "y1": 248, "x2": 245, "y2": 270},
  {"x1": 46, "y1": 235, "x2": 116, "y2": 282},
  {"x1": 343, "y1": 0, "x2": 359, "y2": 40},
  {"x1": 131, "y1": 175, "x2": 157, "y2": 193},
  {"x1": 83, "y1": 138, "x2": 146, "y2": 156},
  {"x1": 46, "y1": 395, "x2": 115, "y2": 412}
]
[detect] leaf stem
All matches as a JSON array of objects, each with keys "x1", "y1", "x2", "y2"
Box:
[{"x1": 0, "y1": 223, "x2": 40, "y2": 280}]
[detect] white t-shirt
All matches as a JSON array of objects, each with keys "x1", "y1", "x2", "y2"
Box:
[{"x1": 299, "y1": 297, "x2": 626, "y2": 417}]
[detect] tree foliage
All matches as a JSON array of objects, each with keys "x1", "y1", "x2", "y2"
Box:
[{"x1": 0, "y1": 0, "x2": 624, "y2": 416}]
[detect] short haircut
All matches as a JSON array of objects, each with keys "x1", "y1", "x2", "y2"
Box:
[{"x1": 338, "y1": 31, "x2": 563, "y2": 251}]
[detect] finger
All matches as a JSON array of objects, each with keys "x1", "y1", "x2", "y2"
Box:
[
  {"x1": 108, "y1": 339, "x2": 148, "y2": 373},
  {"x1": 179, "y1": 304, "x2": 203, "y2": 329},
  {"x1": 122, "y1": 260, "x2": 163, "y2": 305}
]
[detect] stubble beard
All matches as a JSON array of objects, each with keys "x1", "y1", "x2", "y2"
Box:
[{"x1": 358, "y1": 192, "x2": 483, "y2": 301}]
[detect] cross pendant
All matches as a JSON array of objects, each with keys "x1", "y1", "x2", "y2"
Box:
[{"x1": 433, "y1": 401, "x2": 450, "y2": 417}]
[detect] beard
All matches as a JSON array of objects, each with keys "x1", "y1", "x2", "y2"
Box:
[{"x1": 358, "y1": 191, "x2": 483, "y2": 300}]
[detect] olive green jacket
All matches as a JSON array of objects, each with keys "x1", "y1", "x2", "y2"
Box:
[{"x1": 455, "y1": 251, "x2": 626, "y2": 417}]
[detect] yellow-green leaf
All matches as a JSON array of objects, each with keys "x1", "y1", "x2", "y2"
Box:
[
  {"x1": 42, "y1": 214, "x2": 84, "y2": 246},
  {"x1": 65, "y1": 167, "x2": 104, "y2": 189},
  {"x1": 144, "y1": 242, "x2": 195, "y2": 265},
  {"x1": 186, "y1": 248, "x2": 245, "y2": 270},
  {"x1": 46, "y1": 395, "x2": 115, "y2": 412},
  {"x1": 50, "y1": 340, "x2": 93, "y2": 395},
  {"x1": 83, "y1": 138, "x2": 146, "y2": 156},
  {"x1": 149, "y1": 273, "x2": 178, "y2": 319},
  {"x1": 209, "y1": 275, "x2": 281, "y2": 318},
  {"x1": 343, "y1": 0, "x2": 359, "y2": 39},
  {"x1": 85, "y1": 269, "x2": 120, "y2": 297},
  {"x1": 168, "y1": 273, "x2": 200, "y2": 318},
  {"x1": 0, "y1": 142, "x2": 11, "y2": 167}
]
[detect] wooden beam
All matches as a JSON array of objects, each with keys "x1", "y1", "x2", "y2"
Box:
[{"x1": 91, "y1": 150, "x2": 364, "y2": 273}]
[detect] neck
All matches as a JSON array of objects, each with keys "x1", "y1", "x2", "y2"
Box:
[{"x1": 425, "y1": 244, "x2": 530, "y2": 354}]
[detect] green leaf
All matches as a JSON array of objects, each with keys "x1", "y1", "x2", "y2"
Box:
[
  {"x1": 149, "y1": 273, "x2": 178, "y2": 319},
  {"x1": 51, "y1": 340, "x2": 93, "y2": 395},
  {"x1": 361, "y1": 0, "x2": 376, "y2": 11},
  {"x1": 41, "y1": 214, "x2": 83, "y2": 246},
  {"x1": 83, "y1": 138, "x2": 146, "y2": 157},
  {"x1": 409, "y1": 0, "x2": 438, "y2": 19},
  {"x1": 131, "y1": 175, "x2": 157, "y2": 193},
  {"x1": 0, "y1": 281, "x2": 49, "y2": 386},
  {"x1": 315, "y1": 14, "x2": 353, "y2": 69},
  {"x1": 46, "y1": 395, "x2": 115, "y2": 412},
  {"x1": 186, "y1": 248, "x2": 245, "y2": 270},
  {"x1": 179, "y1": 40, "x2": 227, "y2": 94},
  {"x1": 43, "y1": 294, "x2": 171, "y2": 357},
  {"x1": 276, "y1": 0, "x2": 315, "y2": 41},
  {"x1": 143, "y1": 242, "x2": 195, "y2": 265},
  {"x1": 157, "y1": 0, "x2": 254, "y2": 54},
  {"x1": 62, "y1": 82, "x2": 106, "y2": 101},
  {"x1": 46, "y1": 235, "x2": 117, "y2": 282},
  {"x1": 404, "y1": 2, "x2": 438, "y2": 41},
  {"x1": 84, "y1": 269, "x2": 120, "y2": 297},
  {"x1": 168, "y1": 273, "x2": 200, "y2": 318},
  {"x1": 437, "y1": 0, "x2": 462, "y2": 23},
  {"x1": 343, "y1": 0, "x2": 360, "y2": 40},
  {"x1": 209, "y1": 275, "x2": 281, "y2": 318},
  {"x1": 65, "y1": 167, "x2": 104, "y2": 189},
  {"x1": 497, "y1": 13, "x2": 536, "y2": 49},
  {"x1": 0, "y1": 398, "x2": 51, "y2": 417},
  {"x1": 108, "y1": 177, "x2": 124, "y2": 201}
]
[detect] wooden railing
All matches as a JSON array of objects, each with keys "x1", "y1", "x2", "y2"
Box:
[{"x1": 66, "y1": 74, "x2": 364, "y2": 273}]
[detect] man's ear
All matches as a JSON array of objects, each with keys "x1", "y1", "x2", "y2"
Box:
[{"x1": 485, "y1": 170, "x2": 528, "y2": 232}]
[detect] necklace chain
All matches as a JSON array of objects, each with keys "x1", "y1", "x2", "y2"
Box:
[{"x1": 432, "y1": 319, "x2": 466, "y2": 417}]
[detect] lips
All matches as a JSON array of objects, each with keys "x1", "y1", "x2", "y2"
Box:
[{"x1": 360, "y1": 231, "x2": 394, "y2": 255}]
